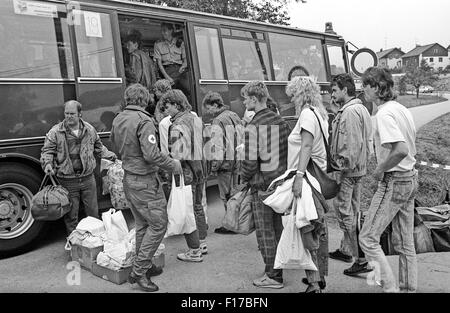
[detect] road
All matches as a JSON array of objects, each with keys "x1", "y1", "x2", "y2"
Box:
[
  {"x1": 1, "y1": 185, "x2": 450, "y2": 293},
  {"x1": 409, "y1": 93, "x2": 450, "y2": 129}
]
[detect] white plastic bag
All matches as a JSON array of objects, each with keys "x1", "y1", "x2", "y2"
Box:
[
  {"x1": 76, "y1": 216, "x2": 105, "y2": 237},
  {"x1": 295, "y1": 171, "x2": 319, "y2": 229},
  {"x1": 82, "y1": 235, "x2": 104, "y2": 248},
  {"x1": 274, "y1": 201, "x2": 317, "y2": 270},
  {"x1": 102, "y1": 209, "x2": 129, "y2": 243},
  {"x1": 107, "y1": 160, "x2": 129, "y2": 210},
  {"x1": 263, "y1": 172, "x2": 295, "y2": 214},
  {"x1": 166, "y1": 175, "x2": 196, "y2": 237}
]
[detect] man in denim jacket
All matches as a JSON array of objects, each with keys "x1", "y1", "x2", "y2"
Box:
[
  {"x1": 329, "y1": 74, "x2": 373, "y2": 276},
  {"x1": 41, "y1": 100, "x2": 116, "y2": 235}
]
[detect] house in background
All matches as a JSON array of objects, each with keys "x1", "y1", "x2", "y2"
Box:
[
  {"x1": 376, "y1": 48, "x2": 405, "y2": 69},
  {"x1": 402, "y1": 43, "x2": 449, "y2": 71}
]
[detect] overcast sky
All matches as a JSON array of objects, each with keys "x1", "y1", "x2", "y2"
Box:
[{"x1": 288, "y1": 0, "x2": 450, "y2": 53}]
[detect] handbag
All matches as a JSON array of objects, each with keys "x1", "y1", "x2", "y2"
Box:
[
  {"x1": 31, "y1": 174, "x2": 71, "y2": 221},
  {"x1": 223, "y1": 184, "x2": 255, "y2": 235},
  {"x1": 307, "y1": 108, "x2": 340, "y2": 200}
]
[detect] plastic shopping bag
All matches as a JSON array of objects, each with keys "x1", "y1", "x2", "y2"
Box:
[
  {"x1": 274, "y1": 201, "x2": 317, "y2": 270},
  {"x1": 166, "y1": 175, "x2": 196, "y2": 237},
  {"x1": 102, "y1": 209, "x2": 129, "y2": 243},
  {"x1": 263, "y1": 173, "x2": 295, "y2": 214}
]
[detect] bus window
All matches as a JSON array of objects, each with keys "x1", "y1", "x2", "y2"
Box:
[
  {"x1": 0, "y1": 0, "x2": 73, "y2": 79},
  {"x1": 74, "y1": 10, "x2": 117, "y2": 77},
  {"x1": 194, "y1": 26, "x2": 224, "y2": 80},
  {"x1": 327, "y1": 45, "x2": 346, "y2": 76},
  {"x1": 222, "y1": 34, "x2": 270, "y2": 81},
  {"x1": 269, "y1": 33, "x2": 326, "y2": 82},
  {"x1": 118, "y1": 16, "x2": 191, "y2": 99}
]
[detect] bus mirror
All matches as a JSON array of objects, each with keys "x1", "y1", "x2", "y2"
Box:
[{"x1": 350, "y1": 48, "x2": 378, "y2": 77}]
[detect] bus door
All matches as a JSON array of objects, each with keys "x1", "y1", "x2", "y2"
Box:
[
  {"x1": 190, "y1": 24, "x2": 229, "y2": 123},
  {"x1": 67, "y1": 3, "x2": 124, "y2": 136}
]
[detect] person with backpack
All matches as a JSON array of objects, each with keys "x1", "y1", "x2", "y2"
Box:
[{"x1": 202, "y1": 91, "x2": 243, "y2": 234}]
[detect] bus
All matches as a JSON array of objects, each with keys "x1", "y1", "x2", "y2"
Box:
[{"x1": 0, "y1": 0, "x2": 376, "y2": 256}]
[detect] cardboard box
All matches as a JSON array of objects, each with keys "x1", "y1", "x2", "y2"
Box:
[
  {"x1": 92, "y1": 253, "x2": 165, "y2": 285},
  {"x1": 70, "y1": 244, "x2": 103, "y2": 272},
  {"x1": 92, "y1": 263, "x2": 132, "y2": 285}
]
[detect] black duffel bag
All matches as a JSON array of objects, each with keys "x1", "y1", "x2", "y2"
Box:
[{"x1": 31, "y1": 174, "x2": 71, "y2": 221}]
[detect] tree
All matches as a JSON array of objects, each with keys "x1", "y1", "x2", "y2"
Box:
[
  {"x1": 133, "y1": 0, "x2": 293, "y2": 25},
  {"x1": 404, "y1": 59, "x2": 438, "y2": 98}
]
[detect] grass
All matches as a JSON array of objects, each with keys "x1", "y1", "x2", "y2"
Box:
[
  {"x1": 327, "y1": 112, "x2": 450, "y2": 221},
  {"x1": 396, "y1": 94, "x2": 447, "y2": 108}
]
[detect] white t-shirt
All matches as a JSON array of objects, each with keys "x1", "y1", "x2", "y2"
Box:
[
  {"x1": 373, "y1": 101, "x2": 416, "y2": 172},
  {"x1": 287, "y1": 108, "x2": 328, "y2": 171}
]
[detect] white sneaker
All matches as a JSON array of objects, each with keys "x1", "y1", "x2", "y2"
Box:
[
  {"x1": 199, "y1": 240, "x2": 208, "y2": 255},
  {"x1": 177, "y1": 248, "x2": 203, "y2": 262}
]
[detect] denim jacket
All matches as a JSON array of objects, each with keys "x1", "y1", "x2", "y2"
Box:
[
  {"x1": 330, "y1": 98, "x2": 372, "y2": 177},
  {"x1": 41, "y1": 119, "x2": 116, "y2": 178}
]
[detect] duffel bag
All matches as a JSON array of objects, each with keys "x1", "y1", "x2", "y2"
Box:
[{"x1": 31, "y1": 174, "x2": 71, "y2": 221}]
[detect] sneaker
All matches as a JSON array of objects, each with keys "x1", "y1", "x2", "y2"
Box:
[
  {"x1": 145, "y1": 265, "x2": 163, "y2": 279},
  {"x1": 199, "y1": 240, "x2": 208, "y2": 255},
  {"x1": 177, "y1": 248, "x2": 203, "y2": 262},
  {"x1": 214, "y1": 226, "x2": 237, "y2": 234},
  {"x1": 343, "y1": 262, "x2": 373, "y2": 277},
  {"x1": 329, "y1": 249, "x2": 353, "y2": 263},
  {"x1": 252, "y1": 274, "x2": 284, "y2": 289}
]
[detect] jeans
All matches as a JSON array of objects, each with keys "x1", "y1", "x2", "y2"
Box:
[
  {"x1": 184, "y1": 182, "x2": 208, "y2": 249},
  {"x1": 359, "y1": 169, "x2": 418, "y2": 292},
  {"x1": 59, "y1": 174, "x2": 98, "y2": 235},
  {"x1": 333, "y1": 174, "x2": 365, "y2": 260},
  {"x1": 123, "y1": 172, "x2": 168, "y2": 277},
  {"x1": 305, "y1": 218, "x2": 329, "y2": 284}
]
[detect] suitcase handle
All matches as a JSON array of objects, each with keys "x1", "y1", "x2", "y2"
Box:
[{"x1": 39, "y1": 173, "x2": 62, "y2": 191}]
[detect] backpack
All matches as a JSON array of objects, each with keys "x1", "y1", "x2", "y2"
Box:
[{"x1": 31, "y1": 174, "x2": 71, "y2": 221}]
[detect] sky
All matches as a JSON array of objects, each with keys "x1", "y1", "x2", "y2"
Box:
[{"x1": 287, "y1": 0, "x2": 450, "y2": 53}]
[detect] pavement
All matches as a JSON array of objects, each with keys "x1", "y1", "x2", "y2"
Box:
[{"x1": 409, "y1": 92, "x2": 450, "y2": 129}]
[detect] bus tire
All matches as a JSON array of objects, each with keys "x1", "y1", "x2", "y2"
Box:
[{"x1": 0, "y1": 163, "x2": 47, "y2": 257}]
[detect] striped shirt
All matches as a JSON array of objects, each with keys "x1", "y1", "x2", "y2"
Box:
[{"x1": 241, "y1": 108, "x2": 290, "y2": 191}]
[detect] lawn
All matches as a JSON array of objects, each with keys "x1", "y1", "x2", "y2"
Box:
[
  {"x1": 396, "y1": 94, "x2": 447, "y2": 108},
  {"x1": 327, "y1": 112, "x2": 450, "y2": 222}
]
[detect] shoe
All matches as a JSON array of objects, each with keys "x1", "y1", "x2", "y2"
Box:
[
  {"x1": 145, "y1": 265, "x2": 163, "y2": 279},
  {"x1": 214, "y1": 226, "x2": 237, "y2": 234},
  {"x1": 303, "y1": 283, "x2": 322, "y2": 293},
  {"x1": 252, "y1": 274, "x2": 284, "y2": 289},
  {"x1": 301, "y1": 278, "x2": 326, "y2": 290},
  {"x1": 177, "y1": 248, "x2": 203, "y2": 262},
  {"x1": 329, "y1": 249, "x2": 353, "y2": 263},
  {"x1": 343, "y1": 262, "x2": 373, "y2": 277},
  {"x1": 128, "y1": 272, "x2": 159, "y2": 292},
  {"x1": 199, "y1": 240, "x2": 208, "y2": 255}
]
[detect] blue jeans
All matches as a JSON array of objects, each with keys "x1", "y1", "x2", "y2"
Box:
[
  {"x1": 359, "y1": 169, "x2": 418, "y2": 292},
  {"x1": 59, "y1": 174, "x2": 98, "y2": 235},
  {"x1": 333, "y1": 174, "x2": 363, "y2": 259},
  {"x1": 184, "y1": 182, "x2": 208, "y2": 249}
]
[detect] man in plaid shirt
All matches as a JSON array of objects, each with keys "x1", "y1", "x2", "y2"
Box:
[{"x1": 240, "y1": 81, "x2": 290, "y2": 289}]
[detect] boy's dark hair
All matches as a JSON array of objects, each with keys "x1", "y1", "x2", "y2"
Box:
[
  {"x1": 202, "y1": 91, "x2": 224, "y2": 108},
  {"x1": 331, "y1": 73, "x2": 356, "y2": 97},
  {"x1": 126, "y1": 33, "x2": 141, "y2": 46},
  {"x1": 159, "y1": 89, "x2": 190, "y2": 112},
  {"x1": 362, "y1": 67, "x2": 397, "y2": 102}
]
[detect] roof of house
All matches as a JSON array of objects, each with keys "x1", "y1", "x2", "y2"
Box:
[
  {"x1": 402, "y1": 43, "x2": 441, "y2": 58},
  {"x1": 376, "y1": 48, "x2": 404, "y2": 59}
]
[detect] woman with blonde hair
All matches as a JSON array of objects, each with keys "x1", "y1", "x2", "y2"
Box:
[{"x1": 285, "y1": 76, "x2": 329, "y2": 293}]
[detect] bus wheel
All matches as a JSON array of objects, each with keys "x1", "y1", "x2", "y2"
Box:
[{"x1": 0, "y1": 163, "x2": 46, "y2": 257}]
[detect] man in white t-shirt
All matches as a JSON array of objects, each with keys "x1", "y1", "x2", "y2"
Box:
[{"x1": 358, "y1": 67, "x2": 418, "y2": 293}]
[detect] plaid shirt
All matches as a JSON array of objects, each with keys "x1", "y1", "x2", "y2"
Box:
[{"x1": 241, "y1": 108, "x2": 290, "y2": 191}]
